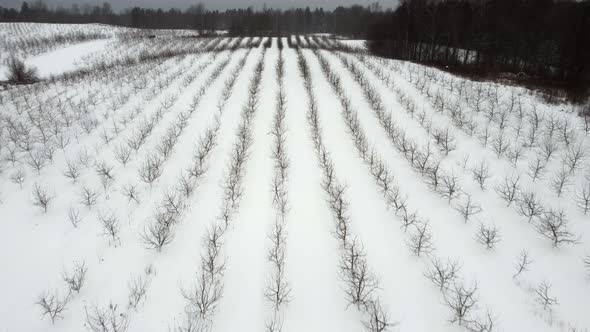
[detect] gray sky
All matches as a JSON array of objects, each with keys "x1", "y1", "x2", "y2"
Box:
[{"x1": 1, "y1": 0, "x2": 399, "y2": 11}]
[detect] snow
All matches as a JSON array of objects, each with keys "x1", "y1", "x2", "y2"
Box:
[
  {"x1": 0, "y1": 26, "x2": 589, "y2": 332},
  {"x1": 0, "y1": 39, "x2": 111, "y2": 80},
  {"x1": 28, "y1": 39, "x2": 111, "y2": 78}
]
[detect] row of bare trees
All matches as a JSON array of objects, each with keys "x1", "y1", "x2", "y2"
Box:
[
  {"x1": 312, "y1": 47, "x2": 501, "y2": 331},
  {"x1": 2, "y1": 47, "x2": 202, "y2": 216},
  {"x1": 333, "y1": 51, "x2": 458, "y2": 157},
  {"x1": 393, "y1": 59, "x2": 589, "y2": 187},
  {"x1": 357, "y1": 51, "x2": 587, "y2": 252},
  {"x1": 298, "y1": 48, "x2": 392, "y2": 332},
  {"x1": 332, "y1": 51, "x2": 468, "y2": 209},
  {"x1": 264, "y1": 50, "x2": 291, "y2": 332},
  {"x1": 177, "y1": 49, "x2": 265, "y2": 332},
  {"x1": 314, "y1": 49, "x2": 437, "y2": 258},
  {"x1": 142, "y1": 53, "x2": 237, "y2": 251}
]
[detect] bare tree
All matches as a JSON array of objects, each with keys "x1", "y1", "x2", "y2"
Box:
[
  {"x1": 95, "y1": 161, "x2": 115, "y2": 189},
  {"x1": 563, "y1": 143, "x2": 586, "y2": 174},
  {"x1": 63, "y1": 159, "x2": 81, "y2": 183},
  {"x1": 545, "y1": 114, "x2": 559, "y2": 139},
  {"x1": 128, "y1": 275, "x2": 152, "y2": 310},
  {"x1": 178, "y1": 172, "x2": 196, "y2": 199},
  {"x1": 507, "y1": 142, "x2": 525, "y2": 167},
  {"x1": 27, "y1": 150, "x2": 46, "y2": 175},
  {"x1": 540, "y1": 136, "x2": 558, "y2": 161},
  {"x1": 471, "y1": 161, "x2": 491, "y2": 190},
  {"x1": 584, "y1": 255, "x2": 590, "y2": 279},
  {"x1": 512, "y1": 250, "x2": 532, "y2": 279},
  {"x1": 440, "y1": 173, "x2": 461, "y2": 203},
  {"x1": 433, "y1": 127, "x2": 456, "y2": 155},
  {"x1": 68, "y1": 206, "x2": 82, "y2": 227},
  {"x1": 36, "y1": 290, "x2": 69, "y2": 324},
  {"x1": 32, "y1": 182, "x2": 54, "y2": 213},
  {"x1": 535, "y1": 209, "x2": 578, "y2": 247},
  {"x1": 10, "y1": 168, "x2": 25, "y2": 189},
  {"x1": 265, "y1": 313, "x2": 283, "y2": 332},
  {"x1": 550, "y1": 168, "x2": 570, "y2": 197},
  {"x1": 265, "y1": 223, "x2": 291, "y2": 310},
  {"x1": 170, "y1": 311, "x2": 208, "y2": 332},
  {"x1": 139, "y1": 154, "x2": 163, "y2": 185},
  {"x1": 455, "y1": 194, "x2": 482, "y2": 222},
  {"x1": 78, "y1": 148, "x2": 92, "y2": 168},
  {"x1": 424, "y1": 257, "x2": 460, "y2": 291},
  {"x1": 444, "y1": 281, "x2": 478, "y2": 325},
  {"x1": 142, "y1": 218, "x2": 174, "y2": 251},
  {"x1": 475, "y1": 223, "x2": 501, "y2": 250},
  {"x1": 574, "y1": 182, "x2": 590, "y2": 215},
  {"x1": 527, "y1": 156, "x2": 546, "y2": 182},
  {"x1": 468, "y1": 310, "x2": 496, "y2": 332},
  {"x1": 114, "y1": 144, "x2": 131, "y2": 167},
  {"x1": 492, "y1": 131, "x2": 510, "y2": 157},
  {"x1": 98, "y1": 209, "x2": 121, "y2": 246},
  {"x1": 182, "y1": 267, "x2": 223, "y2": 320},
  {"x1": 535, "y1": 281, "x2": 558, "y2": 311},
  {"x1": 63, "y1": 261, "x2": 87, "y2": 293},
  {"x1": 559, "y1": 117, "x2": 577, "y2": 147},
  {"x1": 122, "y1": 184, "x2": 140, "y2": 204},
  {"x1": 516, "y1": 190, "x2": 544, "y2": 223},
  {"x1": 79, "y1": 185, "x2": 98, "y2": 209},
  {"x1": 527, "y1": 106, "x2": 544, "y2": 147},
  {"x1": 407, "y1": 221, "x2": 433, "y2": 256},
  {"x1": 340, "y1": 238, "x2": 378, "y2": 310},
  {"x1": 363, "y1": 299, "x2": 394, "y2": 332},
  {"x1": 85, "y1": 303, "x2": 129, "y2": 332}
]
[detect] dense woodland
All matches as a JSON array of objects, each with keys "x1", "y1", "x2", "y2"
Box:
[
  {"x1": 367, "y1": 0, "x2": 590, "y2": 101},
  {"x1": 1, "y1": 0, "x2": 589, "y2": 100}
]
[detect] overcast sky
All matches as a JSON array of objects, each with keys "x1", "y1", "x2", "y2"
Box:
[{"x1": 1, "y1": 0, "x2": 399, "y2": 11}]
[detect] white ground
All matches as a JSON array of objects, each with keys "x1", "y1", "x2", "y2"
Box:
[{"x1": 0, "y1": 26, "x2": 589, "y2": 332}]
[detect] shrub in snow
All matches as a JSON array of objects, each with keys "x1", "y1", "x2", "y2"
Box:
[
  {"x1": 471, "y1": 161, "x2": 491, "y2": 190},
  {"x1": 37, "y1": 290, "x2": 69, "y2": 324},
  {"x1": 122, "y1": 183, "x2": 140, "y2": 204},
  {"x1": 10, "y1": 168, "x2": 26, "y2": 189},
  {"x1": 62, "y1": 261, "x2": 87, "y2": 293},
  {"x1": 7, "y1": 57, "x2": 39, "y2": 84},
  {"x1": 98, "y1": 209, "x2": 121, "y2": 246},
  {"x1": 68, "y1": 207, "x2": 82, "y2": 227},
  {"x1": 128, "y1": 274, "x2": 151, "y2": 310},
  {"x1": 79, "y1": 185, "x2": 98, "y2": 209},
  {"x1": 32, "y1": 182, "x2": 54, "y2": 213},
  {"x1": 84, "y1": 303, "x2": 129, "y2": 332}
]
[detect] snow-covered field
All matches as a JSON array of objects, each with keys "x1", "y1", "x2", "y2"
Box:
[{"x1": 0, "y1": 26, "x2": 589, "y2": 332}]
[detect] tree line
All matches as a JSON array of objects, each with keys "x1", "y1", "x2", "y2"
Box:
[
  {"x1": 366, "y1": 0, "x2": 590, "y2": 101},
  {"x1": 0, "y1": 0, "x2": 383, "y2": 37}
]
